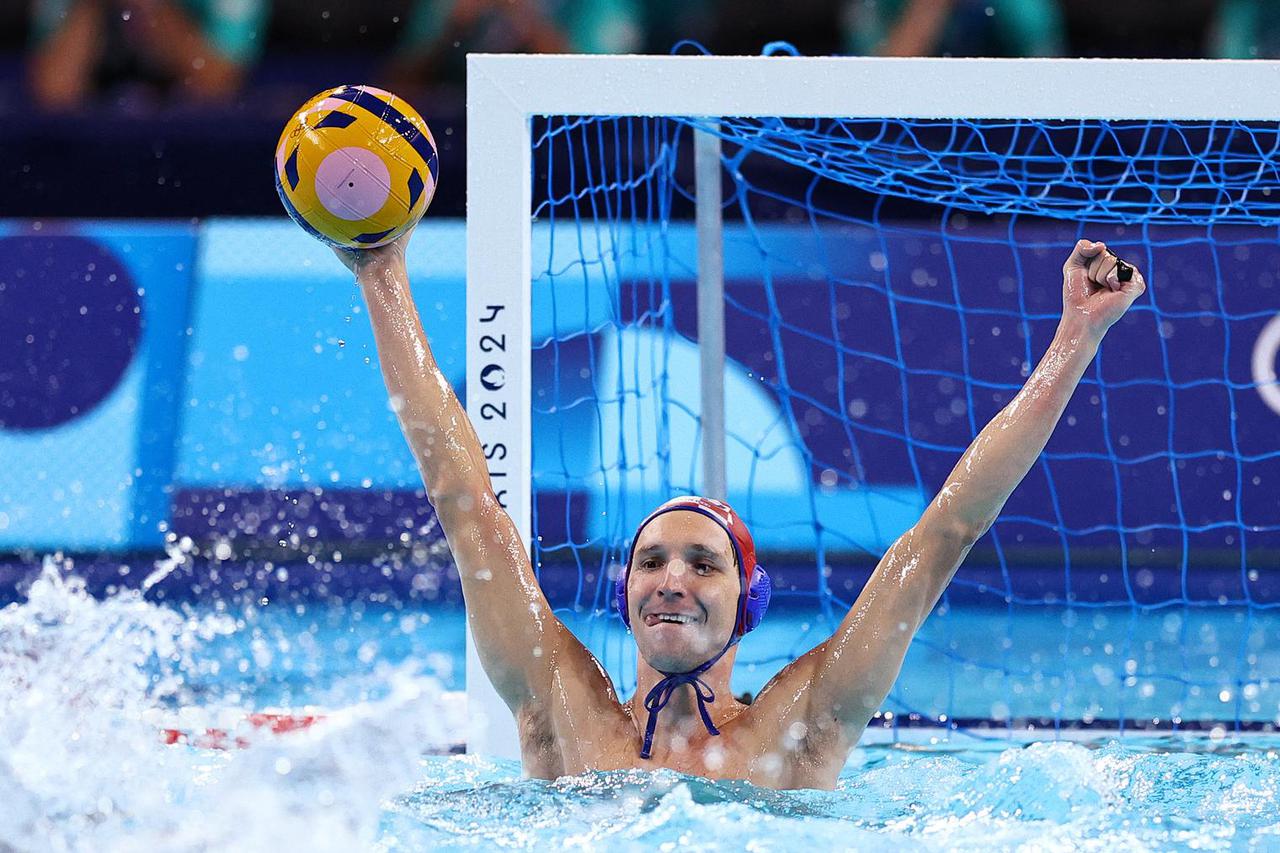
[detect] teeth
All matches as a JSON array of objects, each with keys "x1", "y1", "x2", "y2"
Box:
[{"x1": 655, "y1": 614, "x2": 693, "y2": 624}]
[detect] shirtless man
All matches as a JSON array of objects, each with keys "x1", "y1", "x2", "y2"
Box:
[{"x1": 337, "y1": 234, "x2": 1145, "y2": 790}]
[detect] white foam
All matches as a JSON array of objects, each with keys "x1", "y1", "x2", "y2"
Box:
[{"x1": 0, "y1": 557, "x2": 463, "y2": 852}]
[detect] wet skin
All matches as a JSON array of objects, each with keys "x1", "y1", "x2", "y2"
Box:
[
  {"x1": 344, "y1": 235, "x2": 1146, "y2": 789},
  {"x1": 512, "y1": 511, "x2": 855, "y2": 789}
]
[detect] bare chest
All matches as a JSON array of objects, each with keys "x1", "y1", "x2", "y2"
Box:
[{"x1": 516, "y1": 702, "x2": 841, "y2": 790}]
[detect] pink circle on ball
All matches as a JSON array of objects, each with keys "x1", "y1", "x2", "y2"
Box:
[{"x1": 315, "y1": 147, "x2": 392, "y2": 221}]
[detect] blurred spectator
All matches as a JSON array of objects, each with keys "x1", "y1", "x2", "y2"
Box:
[
  {"x1": 28, "y1": 0, "x2": 270, "y2": 110},
  {"x1": 846, "y1": 0, "x2": 1064, "y2": 57},
  {"x1": 1058, "y1": 0, "x2": 1217, "y2": 58},
  {"x1": 385, "y1": 0, "x2": 570, "y2": 87},
  {"x1": 1211, "y1": 0, "x2": 1280, "y2": 58},
  {"x1": 551, "y1": 0, "x2": 643, "y2": 53},
  {"x1": 384, "y1": 0, "x2": 656, "y2": 89}
]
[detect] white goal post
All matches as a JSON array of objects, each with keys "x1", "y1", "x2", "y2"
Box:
[{"x1": 464, "y1": 53, "x2": 1280, "y2": 759}]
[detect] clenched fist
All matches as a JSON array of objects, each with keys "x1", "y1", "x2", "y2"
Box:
[{"x1": 1061, "y1": 240, "x2": 1147, "y2": 338}]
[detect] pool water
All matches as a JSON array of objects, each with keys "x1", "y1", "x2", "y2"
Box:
[
  {"x1": 3, "y1": 561, "x2": 1279, "y2": 851},
  {"x1": 384, "y1": 741, "x2": 1280, "y2": 851}
]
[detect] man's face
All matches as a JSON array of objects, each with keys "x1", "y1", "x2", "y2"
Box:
[{"x1": 627, "y1": 511, "x2": 740, "y2": 672}]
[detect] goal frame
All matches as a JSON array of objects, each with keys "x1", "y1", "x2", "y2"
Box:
[{"x1": 464, "y1": 53, "x2": 1280, "y2": 759}]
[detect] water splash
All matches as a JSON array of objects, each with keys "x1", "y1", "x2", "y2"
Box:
[
  {"x1": 0, "y1": 557, "x2": 462, "y2": 852},
  {"x1": 141, "y1": 536, "x2": 198, "y2": 594},
  {"x1": 0, "y1": 557, "x2": 214, "y2": 847}
]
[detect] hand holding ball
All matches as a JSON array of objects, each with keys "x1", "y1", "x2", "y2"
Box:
[{"x1": 274, "y1": 85, "x2": 438, "y2": 249}]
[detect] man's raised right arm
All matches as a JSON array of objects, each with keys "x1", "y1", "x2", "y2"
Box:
[{"x1": 340, "y1": 235, "x2": 580, "y2": 706}]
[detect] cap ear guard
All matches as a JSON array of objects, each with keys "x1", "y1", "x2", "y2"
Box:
[{"x1": 739, "y1": 566, "x2": 771, "y2": 634}]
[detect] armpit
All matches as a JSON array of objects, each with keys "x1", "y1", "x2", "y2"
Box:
[
  {"x1": 787, "y1": 712, "x2": 846, "y2": 763},
  {"x1": 516, "y1": 701, "x2": 557, "y2": 756}
]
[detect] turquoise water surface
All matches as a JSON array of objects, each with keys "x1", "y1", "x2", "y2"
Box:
[{"x1": 382, "y1": 741, "x2": 1280, "y2": 850}]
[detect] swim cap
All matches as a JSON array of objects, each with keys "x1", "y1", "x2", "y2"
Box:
[
  {"x1": 615, "y1": 496, "x2": 772, "y2": 758},
  {"x1": 615, "y1": 495, "x2": 770, "y2": 636}
]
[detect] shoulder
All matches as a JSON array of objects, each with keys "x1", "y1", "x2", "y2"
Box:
[
  {"x1": 745, "y1": 642, "x2": 824, "y2": 712},
  {"x1": 736, "y1": 647, "x2": 859, "y2": 740},
  {"x1": 728, "y1": 653, "x2": 817, "y2": 739}
]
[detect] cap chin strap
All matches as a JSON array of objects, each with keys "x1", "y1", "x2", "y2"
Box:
[{"x1": 638, "y1": 635, "x2": 735, "y2": 760}]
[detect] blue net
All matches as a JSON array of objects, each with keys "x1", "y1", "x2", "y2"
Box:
[{"x1": 529, "y1": 114, "x2": 1280, "y2": 736}]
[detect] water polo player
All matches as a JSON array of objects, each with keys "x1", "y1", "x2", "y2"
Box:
[{"x1": 336, "y1": 233, "x2": 1145, "y2": 790}]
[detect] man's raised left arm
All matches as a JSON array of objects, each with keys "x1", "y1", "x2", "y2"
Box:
[{"x1": 756, "y1": 239, "x2": 1147, "y2": 746}]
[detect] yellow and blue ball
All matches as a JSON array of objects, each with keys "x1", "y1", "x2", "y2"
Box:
[{"x1": 274, "y1": 84, "x2": 438, "y2": 249}]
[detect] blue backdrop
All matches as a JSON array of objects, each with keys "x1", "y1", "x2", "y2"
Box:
[
  {"x1": 0, "y1": 221, "x2": 195, "y2": 550},
  {"x1": 1, "y1": 218, "x2": 1277, "y2": 568}
]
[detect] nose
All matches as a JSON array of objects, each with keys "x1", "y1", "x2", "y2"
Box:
[{"x1": 656, "y1": 560, "x2": 690, "y2": 598}]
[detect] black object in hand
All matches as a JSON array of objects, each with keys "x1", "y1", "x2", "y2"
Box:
[{"x1": 1105, "y1": 248, "x2": 1134, "y2": 282}]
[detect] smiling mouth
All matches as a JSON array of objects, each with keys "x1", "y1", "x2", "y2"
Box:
[{"x1": 643, "y1": 613, "x2": 698, "y2": 627}]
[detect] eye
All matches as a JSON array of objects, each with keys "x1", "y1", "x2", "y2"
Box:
[
  {"x1": 695, "y1": 563, "x2": 715, "y2": 575},
  {"x1": 638, "y1": 558, "x2": 661, "y2": 571}
]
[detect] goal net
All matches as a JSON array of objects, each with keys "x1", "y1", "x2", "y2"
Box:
[{"x1": 466, "y1": 55, "x2": 1280, "y2": 756}]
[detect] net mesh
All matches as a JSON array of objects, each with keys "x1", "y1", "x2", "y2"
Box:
[{"x1": 529, "y1": 114, "x2": 1280, "y2": 735}]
